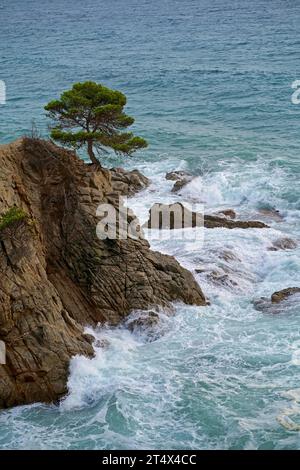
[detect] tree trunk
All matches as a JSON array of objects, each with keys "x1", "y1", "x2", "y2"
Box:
[{"x1": 87, "y1": 140, "x2": 100, "y2": 165}]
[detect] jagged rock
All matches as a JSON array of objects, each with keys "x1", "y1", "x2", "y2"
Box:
[
  {"x1": 110, "y1": 167, "x2": 150, "y2": 196},
  {"x1": 126, "y1": 311, "x2": 160, "y2": 332},
  {"x1": 165, "y1": 170, "x2": 195, "y2": 193},
  {"x1": 144, "y1": 203, "x2": 268, "y2": 230},
  {"x1": 206, "y1": 269, "x2": 238, "y2": 288},
  {"x1": 253, "y1": 287, "x2": 300, "y2": 314},
  {"x1": 271, "y1": 288, "x2": 300, "y2": 304},
  {"x1": 125, "y1": 310, "x2": 168, "y2": 342},
  {"x1": 268, "y1": 237, "x2": 297, "y2": 251},
  {"x1": 94, "y1": 338, "x2": 110, "y2": 349},
  {"x1": 165, "y1": 170, "x2": 192, "y2": 181},
  {"x1": 171, "y1": 177, "x2": 194, "y2": 193},
  {"x1": 0, "y1": 138, "x2": 206, "y2": 409}
]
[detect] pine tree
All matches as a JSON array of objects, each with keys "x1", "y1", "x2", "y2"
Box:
[{"x1": 45, "y1": 81, "x2": 148, "y2": 165}]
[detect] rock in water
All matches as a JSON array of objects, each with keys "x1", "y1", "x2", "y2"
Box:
[
  {"x1": 268, "y1": 237, "x2": 298, "y2": 251},
  {"x1": 165, "y1": 170, "x2": 192, "y2": 181},
  {"x1": 0, "y1": 138, "x2": 206, "y2": 409},
  {"x1": 254, "y1": 287, "x2": 300, "y2": 314},
  {"x1": 216, "y1": 209, "x2": 236, "y2": 219},
  {"x1": 204, "y1": 214, "x2": 268, "y2": 229},
  {"x1": 145, "y1": 203, "x2": 268, "y2": 230},
  {"x1": 271, "y1": 288, "x2": 300, "y2": 304},
  {"x1": 110, "y1": 167, "x2": 150, "y2": 196},
  {"x1": 165, "y1": 170, "x2": 195, "y2": 193}
]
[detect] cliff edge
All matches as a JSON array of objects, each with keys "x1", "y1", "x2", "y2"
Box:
[{"x1": 0, "y1": 138, "x2": 206, "y2": 408}]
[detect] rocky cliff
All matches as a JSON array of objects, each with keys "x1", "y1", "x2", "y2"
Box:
[{"x1": 0, "y1": 138, "x2": 206, "y2": 408}]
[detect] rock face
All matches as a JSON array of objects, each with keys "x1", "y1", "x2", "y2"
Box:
[
  {"x1": 145, "y1": 203, "x2": 268, "y2": 230},
  {"x1": 0, "y1": 138, "x2": 206, "y2": 409}
]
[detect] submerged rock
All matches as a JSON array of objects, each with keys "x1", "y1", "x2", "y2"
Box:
[
  {"x1": 126, "y1": 310, "x2": 160, "y2": 331},
  {"x1": 258, "y1": 208, "x2": 284, "y2": 222},
  {"x1": 206, "y1": 269, "x2": 238, "y2": 288},
  {"x1": 254, "y1": 287, "x2": 300, "y2": 314},
  {"x1": 0, "y1": 138, "x2": 206, "y2": 409},
  {"x1": 218, "y1": 249, "x2": 241, "y2": 262},
  {"x1": 144, "y1": 203, "x2": 268, "y2": 230},
  {"x1": 268, "y1": 237, "x2": 298, "y2": 251},
  {"x1": 125, "y1": 310, "x2": 170, "y2": 342}
]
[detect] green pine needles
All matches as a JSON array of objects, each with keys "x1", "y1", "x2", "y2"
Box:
[{"x1": 45, "y1": 81, "x2": 148, "y2": 165}]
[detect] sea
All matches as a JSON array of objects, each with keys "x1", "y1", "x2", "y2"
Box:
[{"x1": 0, "y1": 0, "x2": 300, "y2": 450}]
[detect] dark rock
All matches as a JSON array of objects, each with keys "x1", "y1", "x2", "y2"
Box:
[
  {"x1": 126, "y1": 311, "x2": 160, "y2": 332},
  {"x1": 94, "y1": 338, "x2": 110, "y2": 349}
]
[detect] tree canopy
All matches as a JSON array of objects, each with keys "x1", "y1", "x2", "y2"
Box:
[{"x1": 45, "y1": 81, "x2": 148, "y2": 165}]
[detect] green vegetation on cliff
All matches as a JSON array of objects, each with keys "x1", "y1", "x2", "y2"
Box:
[{"x1": 0, "y1": 207, "x2": 27, "y2": 231}]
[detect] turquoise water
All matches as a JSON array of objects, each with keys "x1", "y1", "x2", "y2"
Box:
[{"x1": 1, "y1": 0, "x2": 300, "y2": 449}]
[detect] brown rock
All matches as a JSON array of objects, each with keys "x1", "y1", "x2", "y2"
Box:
[
  {"x1": 216, "y1": 209, "x2": 236, "y2": 219},
  {"x1": 254, "y1": 287, "x2": 300, "y2": 314},
  {"x1": 166, "y1": 170, "x2": 192, "y2": 181},
  {"x1": 204, "y1": 214, "x2": 268, "y2": 229},
  {"x1": 165, "y1": 170, "x2": 195, "y2": 193},
  {"x1": 110, "y1": 167, "x2": 150, "y2": 196},
  {"x1": 0, "y1": 138, "x2": 206, "y2": 409},
  {"x1": 271, "y1": 288, "x2": 300, "y2": 304},
  {"x1": 171, "y1": 177, "x2": 194, "y2": 193},
  {"x1": 145, "y1": 203, "x2": 268, "y2": 230}
]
